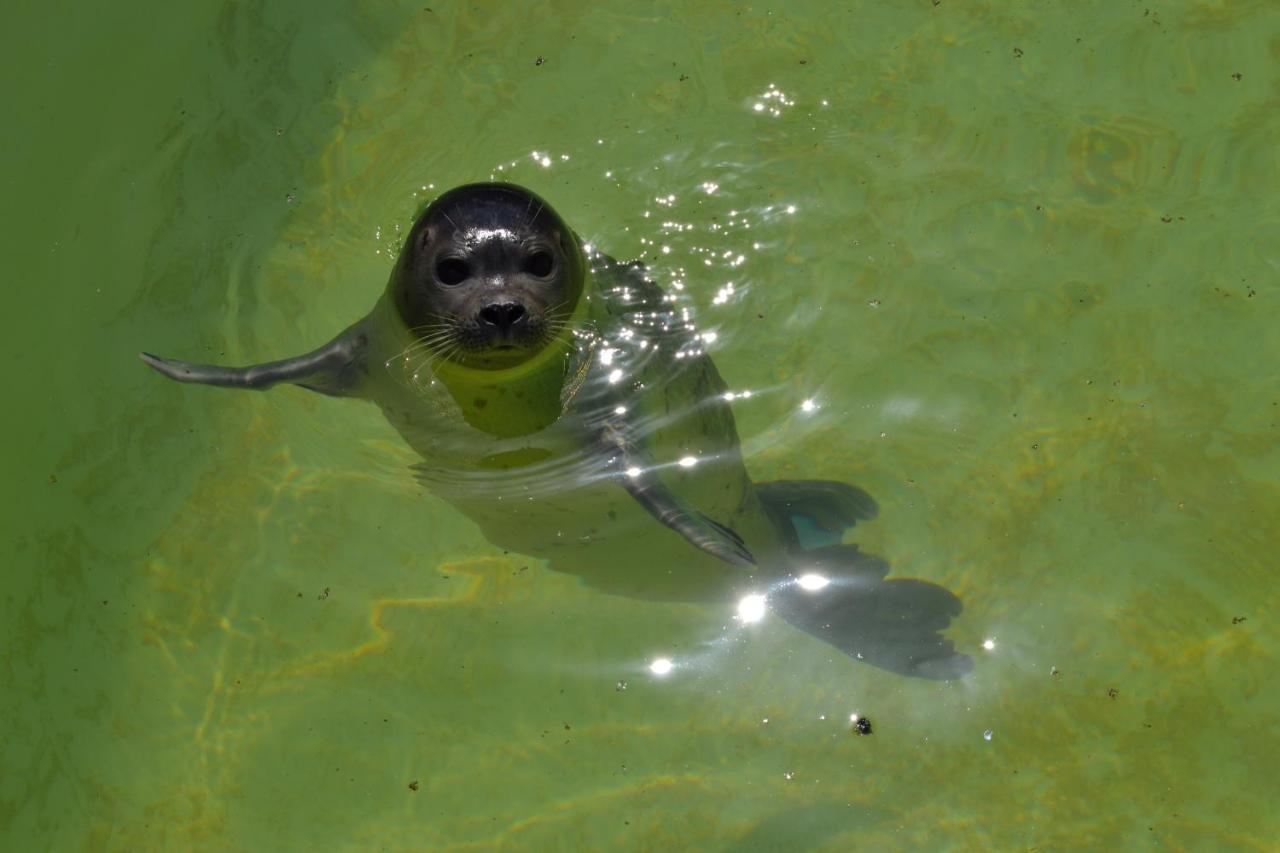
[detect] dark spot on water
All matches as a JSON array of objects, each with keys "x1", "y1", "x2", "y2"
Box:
[
  {"x1": 1231, "y1": 72, "x2": 1243, "y2": 81},
  {"x1": 1013, "y1": 47, "x2": 1024, "y2": 58},
  {"x1": 853, "y1": 716, "x2": 873, "y2": 735},
  {"x1": 408, "y1": 780, "x2": 419, "y2": 791},
  {"x1": 534, "y1": 56, "x2": 545, "y2": 66},
  {"x1": 318, "y1": 587, "x2": 330, "y2": 600},
  {"x1": 48, "y1": 474, "x2": 58, "y2": 485},
  {"x1": 473, "y1": 397, "x2": 488, "y2": 410},
  {"x1": 1232, "y1": 615, "x2": 1247, "y2": 624},
  {"x1": 1108, "y1": 687, "x2": 1119, "y2": 700},
  {"x1": 607, "y1": 510, "x2": 617, "y2": 521}
]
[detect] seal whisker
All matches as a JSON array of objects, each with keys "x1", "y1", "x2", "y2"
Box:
[
  {"x1": 397, "y1": 335, "x2": 446, "y2": 358},
  {"x1": 410, "y1": 323, "x2": 463, "y2": 348},
  {"x1": 409, "y1": 330, "x2": 458, "y2": 351},
  {"x1": 393, "y1": 327, "x2": 462, "y2": 369}
]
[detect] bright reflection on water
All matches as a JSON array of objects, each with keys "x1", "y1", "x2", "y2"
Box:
[{"x1": 735, "y1": 593, "x2": 767, "y2": 624}]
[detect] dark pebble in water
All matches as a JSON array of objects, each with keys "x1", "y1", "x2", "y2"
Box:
[{"x1": 854, "y1": 716, "x2": 872, "y2": 735}]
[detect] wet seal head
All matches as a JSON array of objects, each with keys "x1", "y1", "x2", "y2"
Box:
[{"x1": 392, "y1": 182, "x2": 586, "y2": 370}]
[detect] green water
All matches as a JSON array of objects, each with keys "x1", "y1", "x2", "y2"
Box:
[{"x1": 4, "y1": 1, "x2": 1278, "y2": 848}]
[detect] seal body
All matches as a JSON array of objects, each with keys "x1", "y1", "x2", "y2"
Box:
[
  {"x1": 142, "y1": 182, "x2": 971, "y2": 678},
  {"x1": 367, "y1": 250, "x2": 775, "y2": 600}
]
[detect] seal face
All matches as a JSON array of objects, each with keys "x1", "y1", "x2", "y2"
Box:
[{"x1": 392, "y1": 183, "x2": 585, "y2": 370}]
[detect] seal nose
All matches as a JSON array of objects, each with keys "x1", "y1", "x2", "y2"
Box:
[{"x1": 479, "y1": 302, "x2": 527, "y2": 331}]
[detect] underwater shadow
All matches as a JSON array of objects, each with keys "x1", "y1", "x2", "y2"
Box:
[{"x1": 534, "y1": 479, "x2": 973, "y2": 682}]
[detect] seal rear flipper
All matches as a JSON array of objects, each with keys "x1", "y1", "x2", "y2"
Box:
[
  {"x1": 756, "y1": 480, "x2": 879, "y2": 552},
  {"x1": 140, "y1": 321, "x2": 371, "y2": 398},
  {"x1": 770, "y1": 544, "x2": 972, "y2": 680}
]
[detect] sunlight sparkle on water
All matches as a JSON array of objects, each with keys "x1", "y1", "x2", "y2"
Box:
[
  {"x1": 736, "y1": 594, "x2": 767, "y2": 624},
  {"x1": 797, "y1": 573, "x2": 829, "y2": 591},
  {"x1": 649, "y1": 658, "x2": 674, "y2": 676}
]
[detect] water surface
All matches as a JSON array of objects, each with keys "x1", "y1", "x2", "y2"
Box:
[{"x1": 4, "y1": 1, "x2": 1278, "y2": 848}]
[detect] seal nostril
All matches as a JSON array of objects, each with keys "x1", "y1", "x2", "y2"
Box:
[{"x1": 479, "y1": 302, "x2": 527, "y2": 330}]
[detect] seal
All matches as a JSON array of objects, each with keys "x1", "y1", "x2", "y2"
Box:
[{"x1": 142, "y1": 182, "x2": 971, "y2": 679}]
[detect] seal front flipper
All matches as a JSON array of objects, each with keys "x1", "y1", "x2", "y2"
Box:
[
  {"x1": 619, "y1": 469, "x2": 756, "y2": 568},
  {"x1": 140, "y1": 320, "x2": 371, "y2": 398},
  {"x1": 603, "y1": 421, "x2": 755, "y2": 567}
]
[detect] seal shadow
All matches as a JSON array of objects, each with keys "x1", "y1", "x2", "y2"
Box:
[{"x1": 528, "y1": 478, "x2": 973, "y2": 682}]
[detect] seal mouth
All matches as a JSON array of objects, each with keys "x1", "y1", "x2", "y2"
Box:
[
  {"x1": 409, "y1": 298, "x2": 574, "y2": 370},
  {"x1": 430, "y1": 317, "x2": 552, "y2": 369}
]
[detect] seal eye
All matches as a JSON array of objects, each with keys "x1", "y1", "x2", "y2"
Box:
[
  {"x1": 436, "y1": 258, "x2": 470, "y2": 286},
  {"x1": 524, "y1": 250, "x2": 555, "y2": 278}
]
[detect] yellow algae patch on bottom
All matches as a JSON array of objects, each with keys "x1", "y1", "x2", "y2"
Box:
[{"x1": 278, "y1": 555, "x2": 532, "y2": 679}]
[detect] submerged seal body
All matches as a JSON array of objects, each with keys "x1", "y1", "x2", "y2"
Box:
[{"x1": 143, "y1": 182, "x2": 971, "y2": 679}]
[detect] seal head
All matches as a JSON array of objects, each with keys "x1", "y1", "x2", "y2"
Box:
[{"x1": 392, "y1": 183, "x2": 586, "y2": 370}]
